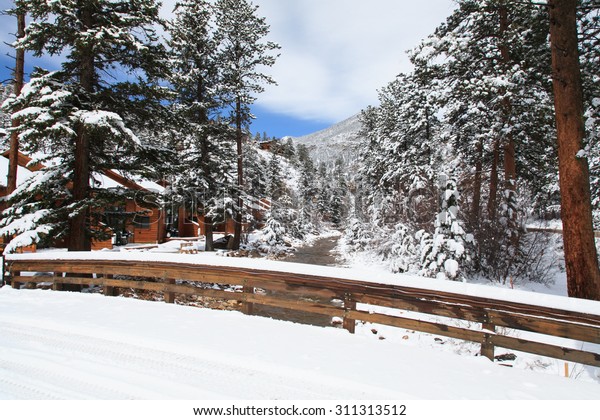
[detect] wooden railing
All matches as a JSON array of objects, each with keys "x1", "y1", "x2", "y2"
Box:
[{"x1": 5, "y1": 255, "x2": 600, "y2": 368}]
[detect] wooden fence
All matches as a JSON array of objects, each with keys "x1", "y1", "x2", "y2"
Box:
[{"x1": 4, "y1": 256, "x2": 600, "y2": 368}]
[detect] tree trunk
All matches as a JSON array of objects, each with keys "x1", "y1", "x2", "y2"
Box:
[
  {"x1": 471, "y1": 140, "x2": 483, "y2": 226},
  {"x1": 68, "y1": 126, "x2": 91, "y2": 252},
  {"x1": 68, "y1": 7, "x2": 94, "y2": 252},
  {"x1": 6, "y1": 12, "x2": 26, "y2": 194},
  {"x1": 230, "y1": 98, "x2": 244, "y2": 250},
  {"x1": 204, "y1": 215, "x2": 214, "y2": 251},
  {"x1": 549, "y1": 0, "x2": 600, "y2": 300},
  {"x1": 487, "y1": 139, "x2": 500, "y2": 222},
  {"x1": 499, "y1": 4, "x2": 518, "y2": 248},
  {"x1": 503, "y1": 134, "x2": 517, "y2": 245},
  {"x1": 200, "y1": 128, "x2": 214, "y2": 250},
  {"x1": 197, "y1": 76, "x2": 215, "y2": 251}
]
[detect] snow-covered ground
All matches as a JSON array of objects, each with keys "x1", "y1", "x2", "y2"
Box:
[
  {"x1": 1, "y1": 286, "x2": 598, "y2": 401},
  {"x1": 2, "y1": 230, "x2": 600, "y2": 407}
]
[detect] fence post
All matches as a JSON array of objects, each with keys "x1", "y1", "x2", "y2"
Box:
[
  {"x1": 481, "y1": 313, "x2": 495, "y2": 361},
  {"x1": 52, "y1": 272, "x2": 63, "y2": 291},
  {"x1": 343, "y1": 293, "x2": 356, "y2": 334},
  {"x1": 164, "y1": 278, "x2": 175, "y2": 304},
  {"x1": 103, "y1": 274, "x2": 116, "y2": 296},
  {"x1": 11, "y1": 269, "x2": 20, "y2": 289},
  {"x1": 242, "y1": 279, "x2": 254, "y2": 315}
]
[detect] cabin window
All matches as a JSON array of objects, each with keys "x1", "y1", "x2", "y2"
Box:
[{"x1": 133, "y1": 215, "x2": 151, "y2": 229}]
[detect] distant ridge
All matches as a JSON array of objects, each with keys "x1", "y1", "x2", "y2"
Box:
[{"x1": 291, "y1": 114, "x2": 363, "y2": 163}]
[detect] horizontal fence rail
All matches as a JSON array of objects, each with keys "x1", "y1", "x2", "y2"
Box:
[{"x1": 5, "y1": 256, "x2": 600, "y2": 368}]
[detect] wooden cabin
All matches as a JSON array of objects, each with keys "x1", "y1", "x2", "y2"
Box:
[
  {"x1": 0, "y1": 151, "x2": 167, "y2": 252},
  {"x1": 173, "y1": 196, "x2": 270, "y2": 239}
]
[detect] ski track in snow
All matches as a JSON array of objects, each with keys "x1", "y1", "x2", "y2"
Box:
[{"x1": 0, "y1": 321, "x2": 396, "y2": 400}]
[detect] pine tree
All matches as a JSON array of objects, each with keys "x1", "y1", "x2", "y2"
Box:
[
  {"x1": 0, "y1": 84, "x2": 12, "y2": 145},
  {"x1": 549, "y1": 0, "x2": 600, "y2": 300},
  {"x1": 266, "y1": 153, "x2": 285, "y2": 202},
  {"x1": 5, "y1": 0, "x2": 26, "y2": 195},
  {"x1": 411, "y1": 0, "x2": 555, "y2": 280},
  {"x1": 419, "y1": 174, "x2": 470, "y2": 281},
  {"x1": 213, "y1": 0, "x2": 280, "y2": 250},
  {"x1": 296, "y1": 144, "x2": 319, "y2": 231},
  {"x1": 166, "y1": 0, "x2": 232, "y2": 251},
  {"x1": 580, "y1": 2, "x2": 600, "y2": 228},
  {"x1": 1, "y1": 0, "x2": 168, "y2": 252}
]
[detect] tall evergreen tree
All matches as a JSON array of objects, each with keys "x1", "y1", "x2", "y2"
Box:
[
  {"x1": 1, "y1": 0, "x2": 168, "y2": 252},
  {"x1": 411, "y1": 0, "x2": 555, "y2": 280},
  {"x1": 580, "y1": 1, "x2": 600, "y2": 228},
  {"x1": 5, "y1": 1, "x2": 26, "y2": 195},
  {"x1": 549, "y1": 0, "x2": 600, "y2": 300},
  {"x1": 213, "y1": 0, "x2": 279, "y2": 250},
  {"x1": 167, "y1": 0, "x2": 231, "y2": 251},
  {"x1": 0, "y1": 84, "x2": 12, "y2": 145}
]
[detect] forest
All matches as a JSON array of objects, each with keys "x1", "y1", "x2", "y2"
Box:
[
  {"x1": 343, "y1": 0, "x2": 600, "y2": 300},
  {"x1": 1, "y1": 0, "x2": 600, "y2": 301}
]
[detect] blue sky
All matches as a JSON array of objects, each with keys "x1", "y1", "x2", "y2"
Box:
[{"x1": 0, "y1": 0, "x2": 455, "y2": 138}]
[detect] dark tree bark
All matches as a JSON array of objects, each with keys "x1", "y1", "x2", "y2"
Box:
[
  {"x1": 549, "y1": 0, "x2": 600, "y2": 300},
  {"x1": 68, "y1": 7, "x2": 93, "y2": 252},
  {"x1": 197, "y1": 78, "x2": 214, "y2": 252},
  {"x1": 7, "y1": 12, "x2": 25, "y2": 194},
  {"x1": 471, "y1": 140, "x2": 483, "y2": 226},
  {"x1": 231, "y1": 98, "x2": 243, "y2": 250},
  {"x1": 487, "y1": 139, "x2": 500, "y2": 221},
  {"x1": 499, "y1": 4, "x2": 518, "y2": 247}
]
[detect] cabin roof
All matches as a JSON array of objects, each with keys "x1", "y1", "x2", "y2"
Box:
[{"x1": 0, "y1": 150, "x2": 165, "y2": 194}]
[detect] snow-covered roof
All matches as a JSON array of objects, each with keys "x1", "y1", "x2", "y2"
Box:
[
  {"x1": 0, "y1": 154, "x2": 35, "y2": 188},
  {"x1": 0, "y1": 150, "x2": 165, "y2": 194},
  {"x1": 110, "y1": 170, "x2": 165, "y2": 193}
]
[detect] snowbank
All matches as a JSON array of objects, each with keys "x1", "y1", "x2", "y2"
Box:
[{"x1": 0, "y1": 287, "x2": 598, "y2": 400}]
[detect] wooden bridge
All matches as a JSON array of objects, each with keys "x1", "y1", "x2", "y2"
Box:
[{"x1": 4, "y1": 253, "x2": 600, "y2": 368}]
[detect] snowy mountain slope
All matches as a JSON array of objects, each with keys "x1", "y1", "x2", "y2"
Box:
[{"x1": 292, "y1": 114, "x2": 364, "y2": 163}]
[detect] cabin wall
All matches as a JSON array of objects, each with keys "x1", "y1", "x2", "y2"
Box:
[{"x1": 126, "y1": 200, "x2": 165, "y2": 244}]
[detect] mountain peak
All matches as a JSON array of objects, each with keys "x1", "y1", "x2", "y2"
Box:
[{"x1": 292, "y1": 114, "x2": 362, "y2": 146}]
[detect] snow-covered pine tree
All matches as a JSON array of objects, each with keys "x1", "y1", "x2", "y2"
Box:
[
  {"x1": 329, "y1": 158, "x2": 348, "y2": 228},
  {"x1": 580, "y1": 2, "x2": 600, "y2": 228},
  {"x1": 166, "y1": 0, "x2": 234, "y2": 251},
  {"x1": 266, "y1": 153, "x2": 285, "y2": 203},
  {"x1": 411, "y1": 0, "x2": 555, "y2": 281},
  {"x1": 259, "y1": 212, "x2": 286, "y2": 256},
  {"x1": 419, "y1": 174, "x2": 470, "y2": 281},
  {"x1": 549, "y1": 0, "x2": 600, "y2": 300},
  {"x1": 1, "y1": 0, "x2": 169, "y2": 253},
  {"x1": 4, "y1": 0, "x2": 26, "y2": 195},
  {"x1": 295, "y1": 144, "x2": 319, "y2": 233},
  {"x1": 0, "y1": 84, "x2": 12, "y2": 146},
  {"x1": 358, "y1": 72, "x2": 440, "y2": 233},
  {"x1": 213, "y1": 0, "x2": 280, "y2": 250},
  {"x1": 352, "y1": 71, "x2": 441, "y2": 271}
]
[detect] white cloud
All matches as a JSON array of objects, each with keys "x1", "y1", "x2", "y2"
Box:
[
  {"x1": 162, "y1": 0, "x2": 456, "y2": 123},
  {"x1": 1, "y1": 1, "x2": 456, "y2": 125},
  {"x1": 251, "y1": 0, "x2": 456, "y2": 123}
]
